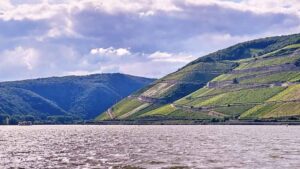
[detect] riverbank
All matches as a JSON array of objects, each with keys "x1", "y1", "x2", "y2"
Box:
[
  {"x1": 89, "y1": 119, "x2": 300, "y2": 125},
  {"x1": 2, "y1": 119, "x2": 300, "y2": 125}
]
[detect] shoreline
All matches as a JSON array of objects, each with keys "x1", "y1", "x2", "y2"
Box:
[
  {"x1": 87, "y1": 120, "x2": 300, "y2": 125},
  {"x1": 2, "y1": 120, "x2": 300, "y2": 126}
]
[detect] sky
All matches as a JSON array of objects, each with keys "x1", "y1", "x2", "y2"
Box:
[{"x1": 0, "y1": 0, "x2": 300, "y2": 81}]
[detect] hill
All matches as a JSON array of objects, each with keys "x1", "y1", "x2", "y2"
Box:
[
  {"x1": 97, "y1": 33, "x2": 300, "y2": 122},
  {"x1": 0, "y1": 73, "x2": 154, "y2": 124}
]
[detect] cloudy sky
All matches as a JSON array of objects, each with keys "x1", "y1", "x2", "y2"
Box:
[{"x1": 0, "y1": 0, "x2": 300, "y2": 81}]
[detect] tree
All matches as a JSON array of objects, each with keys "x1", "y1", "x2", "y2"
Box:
[
  {"x1": 47, "y1": 116, "x2": 73, "y2": 124},
  {"x1": 233, "y1": 78, "x2": 239, "y2": 84},
  {"x1": 211, "y1": 118, "x2": 220, "y2": 122},
  {"x1": 0, "y1": 115, "x2": 6, "y2": 125},
  {"x1": 0, "y1": 114, "x2": 9, "y2": 125},
  {"x1": 24, "y1": 115, "x2": 35, "y2": 123},
  {"x1": 295, "y1": 59, "x2": 300, "y2": 67},
  {"x1": 9, "y1": 118, "x2": 18, "y2": 125}
]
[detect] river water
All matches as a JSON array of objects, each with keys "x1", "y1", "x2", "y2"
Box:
[{"x1": 0, "y1": 125, "x2": 300, "y2": 169}]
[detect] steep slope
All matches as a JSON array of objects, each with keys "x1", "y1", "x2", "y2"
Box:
[
  {"x1": 98, "y1": 33, "x2": 300, "y2": 121},
  {"x1": 0, "y1": 73, "x2": 154, "y2": 123},
  {"x1": 143, "y1": 43, "x2": 300, "y2": 121},
  {"x1": 0, "y1": 87, "x2": 67, "y2": 116}
]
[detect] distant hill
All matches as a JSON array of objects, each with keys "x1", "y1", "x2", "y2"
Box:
[
  {"x1": 97, "y1": 33, "x2": 300, "y2": 122},
  {"x1": 0, "y1": 73, "x2": 154, "y2": 124}
]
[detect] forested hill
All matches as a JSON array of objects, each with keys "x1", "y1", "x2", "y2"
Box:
[
  {"x1": 97, "y1": 33, "x2": 300, "y2": 122},
  {"x1": 0, "y1": 73, "x2": 154, "y2": 124}
]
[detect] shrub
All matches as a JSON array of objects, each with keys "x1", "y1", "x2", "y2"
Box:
[
  {"x1": 24, "y1": 115, "x2": 35, "y2": 123},
  {"x1": 210, "y1": 118, "x2": 220, "y2": 122},
  {"x1": 295, "y1": 59, "x2": 300, "y2": 67},
  {"x1": 9, "y1": 118, "x2": 18, "y2": 125},
  {"x1": 233, "y1": 78, "x2": 239, "y2": 84},
  {"x1": 0, "y1": 114, "x2": 8, "y2": 125}
]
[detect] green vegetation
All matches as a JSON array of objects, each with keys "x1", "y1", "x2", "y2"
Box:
[
  {"x1": 212, "y1": 71, "x2": 267, "y2": 82},
  {"x1": 241, "y1": 85, "x2": 300, "y2": 119},
  {"x1": 96, "y1": 97, "x2": 144, "y2": 120},
  {"x1": 235, "y1": 44, "x2": 300, "y2": 70},
  {"x1": 195, "y1": 87, "x2": 283, "y2": 106},
  {"x1": 97, "y1": 33, "x2": 300, "y2": 122},
  {"x1": 240, "y1": 72, "x2": 300, "y2": 84},
  {"x1": 111, "y1": 98, "x2": 144, "y2": 117},
  {"x1": 141, "y1": 105, "x2": 176, "y2": 116},
  {"x1": 241, "y1": 102, "x2": 300, "y2": 119},
  {"x1": 284, "y1": 43, "x2": 300, "y2": 49},
  {"x1": 126, "y1": 104, "x2": 162, "y2": 119},
  {"x1": 139, "y1": 104, "x2": 214, "y2": 120},
  {"x1": 0, "y1": 114, "x2": 9, "y2": 125},
  {"x1": 188, "y1": 33, "x2": 300, "y2": 64},
  {"x1": 0, "y1": 73, "x2": 154, "y2": 124},
  {"x1": 100, "y1": 61, "x2": 237, "y2": 120},
  {"x1": 167, "y1": 110, "x2": 214, "y2": 119},
  {"x1": 237, "y1": 54, "x2": 300, "y2": 70}
]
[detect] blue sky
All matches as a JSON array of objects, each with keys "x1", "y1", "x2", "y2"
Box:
[{"x1": 0, "y1": 0, "x2": 300, "y2": 81}]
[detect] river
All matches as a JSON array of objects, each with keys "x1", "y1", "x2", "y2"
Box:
[{"x1": 0, "y1": 125, "x2": 300, "y2": 169}]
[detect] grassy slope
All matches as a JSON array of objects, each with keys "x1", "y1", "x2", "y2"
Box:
[
  {"x1": 98, "y1": 33, "x2": 300, "y2": 121},
  {"x1": 241, "y1": 84, "x2": 300, "y2": 119},
  {"x1": 172, "y1": 43, "x2": 300, "y2": 120}
]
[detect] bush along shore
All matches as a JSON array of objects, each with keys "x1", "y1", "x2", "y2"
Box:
[{"x1": 92, "y1": 116, "x2": 300, "y2": 125}]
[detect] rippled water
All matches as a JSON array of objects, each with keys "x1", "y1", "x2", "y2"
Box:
[{"x1": 0, "y1": 125, "x2": 300, "y2": 169}]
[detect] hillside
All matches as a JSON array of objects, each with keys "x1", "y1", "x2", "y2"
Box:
[
  {"x1": 0, "y1": 73, "x2": 154, "y2": 124},
  {"x1": 97, "y1": 33, "x2": 300, "y2": 122}
]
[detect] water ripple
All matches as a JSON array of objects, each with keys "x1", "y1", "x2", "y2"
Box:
[{"x1": 0, "y1": 125, "x2": 300, "y2": 169}]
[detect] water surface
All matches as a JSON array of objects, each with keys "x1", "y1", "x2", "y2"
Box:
[{"x1": 0, "y1": 125, "x2": 300, "y2": 169}]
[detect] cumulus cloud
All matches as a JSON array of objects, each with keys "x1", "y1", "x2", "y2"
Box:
[
  {"x1": 0, "y1": 47, "x2": 40, "y2": 80},
  {"x1": 0, "y1": 0, "x2": 300, "y2": 81},
  {"x1": 90, "y1": 47, "x2": 131, "y2": 56},
  {"x1": 5, "y1": 47, "x2": 39, "y2": 70}
]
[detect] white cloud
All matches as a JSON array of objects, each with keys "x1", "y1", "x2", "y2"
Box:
[
  {"x1": 139, "y1": 10, "x2": 155, "y2": 17},
  {"x1": 185, "y1": 0, "x2": 300, "y2": 16},
  {"x1": 90, "y1": 47, "x2": 131, "y2": 56},
  {"x1": 37, "y1": 16, "x2": 79, "y2": 41},
  {"x1": 0, "y1": 0, "x2": 12, "y2": 11},
  {"x1": 0, "y1": 0, "x2": 300, "y2": 81},
  {"x1": 1, "y1": 0, "x2": 299, "y2": 22},
  {"x1": 0, "y1": 47, "x2": 40, "y2": 80},
  {"x1": 148, "y1": 51, "x2": 196, "y2": 63},
  {"x1": 1, "y1": 3, "x2": 61, "y2": 21},
  {"x1": 241, "y1": 0, "x2": 300, "y2": 15},
  {"x1": 0, "y1": 45, "x2": 86, "y2": 81},
  {"x1": 148, "y1": 51, "x2": 172, "y2": 59},
  {"x1": 0, "y1": 46, "x2": 39, "y2": 71},
  {"x1": 0, "y1": 0, "x2": 181, "y2": 21}
]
